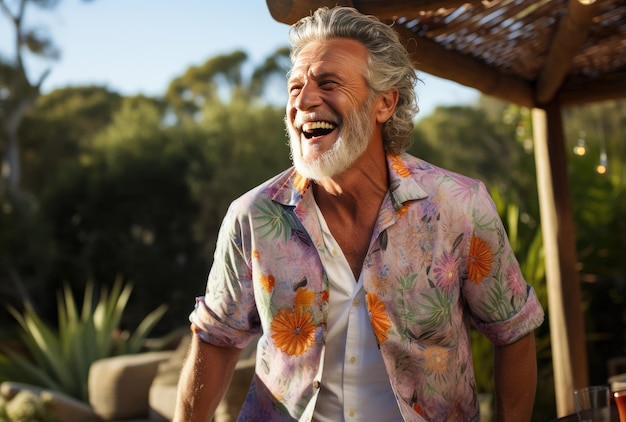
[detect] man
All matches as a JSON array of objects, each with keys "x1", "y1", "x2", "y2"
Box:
[{"x1": 175, "y1": 6, "x2": 544, "y2": 422}]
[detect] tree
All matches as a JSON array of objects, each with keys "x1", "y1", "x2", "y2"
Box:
[
  {"x1": 0, "y1": 85, "x2": 121, "y2": 331},
  {"x1": 19, "y1": 86, "x2": 122, "y2": 194},
  {"x1": 189, "y1": 94, "x2": 291, "y2": 259},
  {"x1": 1, "y1": 46, "x2": 293, "y2": 333},
  {"x1": 39, "y1": 96, "x2": 205, "y2": 332},
  {"x1": 164, "y1": 47, "x2": 290, "y2": 123},
  {"x1": 0, "y1": 0, "x2": 93, "y2": 194}
]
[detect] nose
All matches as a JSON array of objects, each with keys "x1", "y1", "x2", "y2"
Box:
[{"x1": 293, "y1": 82, "x2": 322, "y2": 111}]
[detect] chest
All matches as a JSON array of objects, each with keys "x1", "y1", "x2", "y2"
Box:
[{"x1": 324, "y1": 217, "x2": 373, "y2": 279}]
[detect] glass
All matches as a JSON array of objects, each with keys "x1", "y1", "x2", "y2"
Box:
[{"x1": 573, "y1": 385, "x2": 611, "y2": 422}]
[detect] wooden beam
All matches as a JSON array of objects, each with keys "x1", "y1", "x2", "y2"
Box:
[
  {"x1": 558, "y1": 73, "x2": 626, "y2": 105},
  {"x1": 353, "y1": 0, "x2": 484, "y2": 19},
  {"x1": 534, "y1": 0, "x2": 598, "y2": 104},
  {"x1": 266, "y1": 0, "x2": 354, "y2": 25},
  {"x1": 266, "y1": 0, "x2": 483, "y2": 25},
  {"x1": 394, "y1": 25, "x2": 536, "y2": 108},
  {"x1": 532, "y1": 103, "x2": 588, "y2": 417}
]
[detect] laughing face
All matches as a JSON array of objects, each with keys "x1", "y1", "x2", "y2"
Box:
[{"x1": 285, "y1": 38, "x2": 376, "y2": 182}]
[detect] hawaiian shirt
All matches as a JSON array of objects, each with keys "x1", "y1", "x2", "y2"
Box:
[{"x1": 191, "y1": 153, "x2": 545, "y2": 421}]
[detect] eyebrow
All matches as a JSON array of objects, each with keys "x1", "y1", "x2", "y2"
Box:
[{"x1": 288, "y1": 68, "x2": 342, "y2": 84}]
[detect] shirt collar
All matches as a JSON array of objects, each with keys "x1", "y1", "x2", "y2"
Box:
[{"x1": 271, "y1": 154, "x2": 429, "y2": 210}]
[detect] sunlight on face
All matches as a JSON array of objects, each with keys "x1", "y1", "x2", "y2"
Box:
[{"x1": 286, "y1": 96, "x2": 374, "y2": 181}]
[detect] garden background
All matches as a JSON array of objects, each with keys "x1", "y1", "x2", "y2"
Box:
[{"x1": 1, "y1": 1, "x2": 625, "y2": 420}]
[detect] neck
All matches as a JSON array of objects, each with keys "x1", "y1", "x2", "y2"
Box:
[
  {"x1": 311, "y1": 146, "x2": 389, "y2": 280},
  {"x1": 313, "y1": 148, "x2": 388, "y2": 217}
]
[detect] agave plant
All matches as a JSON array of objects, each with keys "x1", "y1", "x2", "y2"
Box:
[{"x1": 0, "y1": 278, "x2": 167, "y2": 402}]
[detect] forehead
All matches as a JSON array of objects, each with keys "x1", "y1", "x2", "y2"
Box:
[{"x1": 289, "y1": 38, "x2": 369, "y2": 80}]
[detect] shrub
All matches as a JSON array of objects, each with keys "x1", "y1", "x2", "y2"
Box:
[{"x1": 0, "y1": 278, "x2": 167, "y2": 402}]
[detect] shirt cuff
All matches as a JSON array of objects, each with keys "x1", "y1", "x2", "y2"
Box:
[
  {"x1": 474, "y1": 286, "x2": 545, "y2": 346},
  {"x1": 189, "y1": 295, "x2": 259, "y2": 350}
]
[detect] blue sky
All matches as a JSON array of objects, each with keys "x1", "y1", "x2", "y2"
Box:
[{"x1": 1, "y1": 0, "x2": 479, "y2": 117}]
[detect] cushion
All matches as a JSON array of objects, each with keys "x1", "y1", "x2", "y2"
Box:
[
  {"x1": 88, "y1": 351, "x2": 173, "y2": 421},
  {"x1": 148, "y1": 333, "x2": 259, "y2": 422},
  {"x1": 149, "y1": 335, "x2": 191, "y2": 421}
]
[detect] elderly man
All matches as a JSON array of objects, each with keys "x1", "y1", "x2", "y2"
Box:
[{"x1": 175, "y1": 6, "x2": 544, "y2": 422}]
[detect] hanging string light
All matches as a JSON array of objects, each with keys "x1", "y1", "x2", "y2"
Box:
[
  {"x1": 572, "y1": 107, "x2": 608, "y2": 175},
  {"x1": 573, "y1": 131, "x2": 587, "y2": 156},
  {"x1": 595, "y1": 117, "x2": 608, "y2": 175},
  {"x1": 596, "y1": 150, "x2": 608, "y2": 175}
]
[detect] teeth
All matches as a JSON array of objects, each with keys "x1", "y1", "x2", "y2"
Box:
[{"x1": 302, "y1": 121, "x2": 336, "y2": 132}]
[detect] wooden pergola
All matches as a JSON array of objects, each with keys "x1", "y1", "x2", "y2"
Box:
[{"x1": 265, "y1": 0, "x2": 626, "y2": 417}]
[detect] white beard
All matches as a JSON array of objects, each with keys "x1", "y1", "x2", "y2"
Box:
[{"x1": 286, "y1": 100, "x2": 374, "y2": 182}]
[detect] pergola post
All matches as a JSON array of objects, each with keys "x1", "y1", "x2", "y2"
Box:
[{"x1": 531, "y1": 103, "x2": 589, "y2": 416}]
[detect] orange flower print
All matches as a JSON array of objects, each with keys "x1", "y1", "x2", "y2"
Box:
[
  {"x1": 397, "y1": 203, "x2": 409, "y2": 218},
  {"x1": 366, "y1": 293, "x2": 392, "y2": 345},
  {"x1": 293, "y1": 172, "x2": 309, "y2": 194},
  {"x1": 423, "y1": 346, "x2": 449, "y2": 374},
  {"x1": 294, "y1": 287, "x2": 315, "y2": 308},
  {"x1": 253, "y1": 250, "x2": 260, "y2": 259},
  {"x1": 412, "y1": 403, "x2": 423, "y2": 415},
  {"x1": 411, "y1": 390, "x2": 424, "y2": 415},
  {"x1": 373, "y1": 276, "x2": 389, "y2": 297},
  {"x1": 468, "y1": 235, "x2": 494, "y2": 284},
  {"x1": 321, "y1": 289, "x2": 329, "y2": 304},
  {"x1": 390, "y1": 155, "x2": 411, "y2": 178},
  {"x1": 271, "y1": 308, "x2": 316, "y2": 356},
  {"x1": 260, "y1": 274, "x2": 275, "y2": 292}
]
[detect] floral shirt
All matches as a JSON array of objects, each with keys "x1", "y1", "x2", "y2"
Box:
[{"x1": 191, "y1": 153, "x2": 545, "y2": 421}]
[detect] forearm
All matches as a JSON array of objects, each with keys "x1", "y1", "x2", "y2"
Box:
[
  {"x1": 493, "y1": 332, "x2": 537, "y2": 422},
  {"x1": 173, "y1": 334, "x2": 242, "y2": 422}
]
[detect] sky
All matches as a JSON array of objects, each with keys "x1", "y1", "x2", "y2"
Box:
[{"x1": 1, "y1": 0, "x2": 480, "y2": 118}]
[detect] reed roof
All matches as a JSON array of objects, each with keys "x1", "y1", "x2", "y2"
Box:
[{"x1": 266, "y1": 0, "x2": 626, "y2": 108}]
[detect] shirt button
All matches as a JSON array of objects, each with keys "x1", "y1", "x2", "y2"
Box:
[
  {"x1": 349, "y1": 356, "x2": 357, "y2": 364},
  {"x1": 352, "y1": 298, "x2": 360, "y2": 307},
  {"x1": 348, "y1": 409, "x2": 356, "y2": 417},
  {"x1": 313, "y1": 380, "x2": 320, "y2": 389},
  {"x1": 332, "y1": 249, "x2": 339, "y2": 256}
]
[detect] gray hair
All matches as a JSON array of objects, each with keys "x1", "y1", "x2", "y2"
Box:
[{"x1": 288, "y1": 6, "x2": 419, "y2": 154}]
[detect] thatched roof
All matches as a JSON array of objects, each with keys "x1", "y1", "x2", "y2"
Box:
[{"x1": 266, "y1": 0, "x2": 626, "y2": 108}]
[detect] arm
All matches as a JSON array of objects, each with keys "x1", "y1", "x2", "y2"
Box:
[
  {"x1": 493, "y1": 332, "x2": 537, "y2": 422},
  {"x1": 173, "y1": 333, "x2": 242, "y2": 422}
]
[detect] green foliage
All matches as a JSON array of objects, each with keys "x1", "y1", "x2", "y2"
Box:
[
  {"x1": 560, "y1": 101, "x2": 626, "y2": 389},
  {"x1": 0, "y1": 389, "x2": 57, "y2": 422},
  {"x1": 563, "y1": 101, "x2": 626, "y2": 280},
  {"x1": 189, "y1": 94, "x2": 291, "y2": 257},
  {"x1": 30, "y1": 88, "x2": 289, "y2": 333},
  {"x1": 19, "y1": 86, "x2": 123, "y2": 194},
  {"x1": 39, "y1": 97, "x2": 207, "y2": 331},
  {"x1": 0, "y1": 279, "x2": 167, "y2": 402},
  {"x1": 0, "y1": 193, "x2": 54, "y2": 331},
  {"x1": 165, "y1": 47, "x2": 288, "y2": 122}
]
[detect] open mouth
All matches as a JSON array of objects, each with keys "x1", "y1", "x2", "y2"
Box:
[{"x1": 302, "y1": 121, "x2": 337, "y2": 139}]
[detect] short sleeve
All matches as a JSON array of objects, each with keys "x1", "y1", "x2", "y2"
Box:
[
  {"x1": 189, "y1": 200, "x2": 261, "y2": 350},
  {"x1": 462, "y1": 182, "x2": 544, "y2": 346}
]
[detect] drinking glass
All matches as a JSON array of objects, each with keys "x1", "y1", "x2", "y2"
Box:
[
  {"x1": 614, "y1": 390, "x2": 626, "y2": 422},
  {"x1": 573, "y1": 385, "x2": 611, "y2": 422}
]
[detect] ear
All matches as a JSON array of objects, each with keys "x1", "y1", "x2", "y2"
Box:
[{"x1": 374, "y1": 87, "x2": 399, "y2": 124}]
